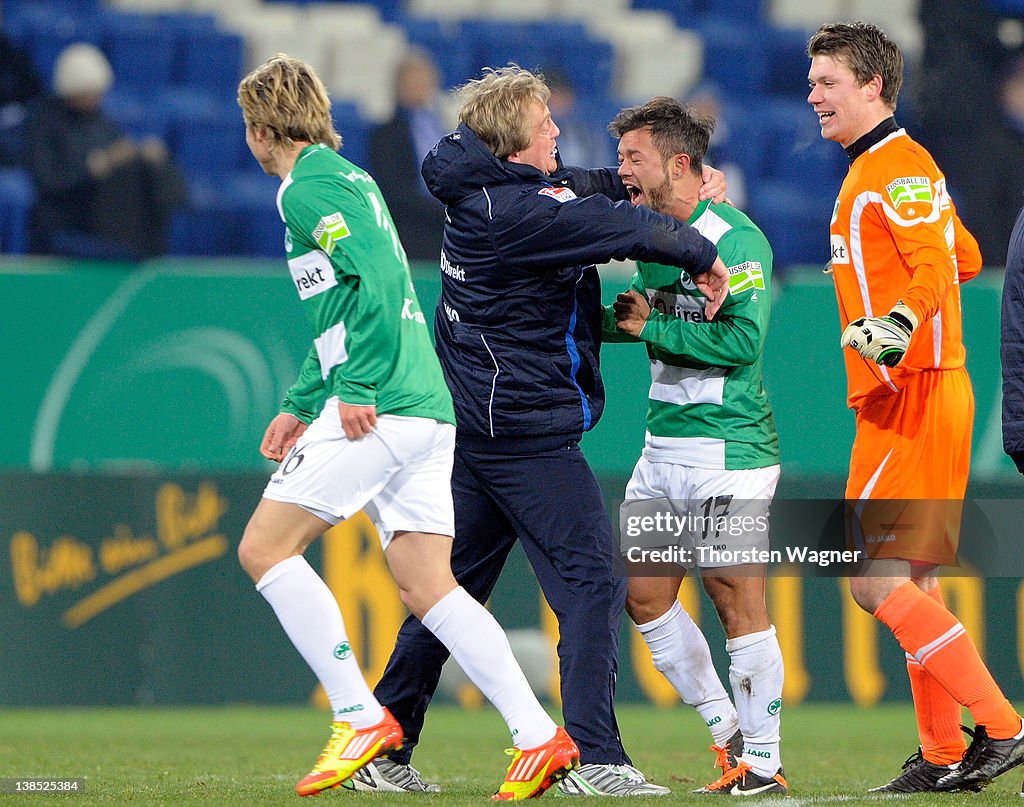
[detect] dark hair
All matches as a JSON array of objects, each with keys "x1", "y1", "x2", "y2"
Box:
[
  {"x1": 807, "y1": 22, "x2": 903, "y2": 110},
  {"x1": 607, "y1": 96, "x2": 714, "y2": 175}
]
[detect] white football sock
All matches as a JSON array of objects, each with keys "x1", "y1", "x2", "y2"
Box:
[
  {"x1": 257, "y1": 555, "x2": 385, "y2": 728},
  {"x1": 422, "y1": 587, "x2": 555, "y2": 749},
  {"x1": 727, "y1": 625, "x2": 784, "y2": 777},
  {"x1": 635, "y1": 600, "x2": 738, "y2": 746}
]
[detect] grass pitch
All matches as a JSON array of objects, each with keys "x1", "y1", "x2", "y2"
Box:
[{"x1": 1, "y1": 703, "x2": 1021, "y2": 805}]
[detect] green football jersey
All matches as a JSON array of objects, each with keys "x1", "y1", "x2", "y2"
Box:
[
  {"x1": 604, "y1": 199, "x2": 779, "y2": 470},
  {"x1": 276, "y1": 144, "x2": 454, "y2": 425}
]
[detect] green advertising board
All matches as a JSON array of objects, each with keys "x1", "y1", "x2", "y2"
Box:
[
  {"x1": 0, "y1": 259, "x2": 1015, "y2": 483},
  {"x1": 4, "y1": 472, "x2": 1023, "y2": 707},
  {"x1": 1, "y1": 258, "x2": 1021, "y2": 706}
]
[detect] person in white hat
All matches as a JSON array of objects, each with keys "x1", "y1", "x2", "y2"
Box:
[{"x1": 24, "y1": 42, "x2": 184, "y2": 259}]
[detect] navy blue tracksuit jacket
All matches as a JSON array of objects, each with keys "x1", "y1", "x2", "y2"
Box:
[
  {"x1": 374, "y1": 123, "x2": 718, "y2": 764},
  {"x1": 1002, "y1": 204, "x2": 1024, "y2": 473}
]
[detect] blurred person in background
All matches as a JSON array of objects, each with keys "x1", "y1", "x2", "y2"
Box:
[
  {"x1": 364, "y1": 64, "x2": 730, "y2": 798},
  {"x1": 970, "y1": 51, "x2": 1024, "y2": 263},
  {"x1": 0, "y1": 32, "x2": 43, "y2": 167},
  {"x1": 236, "y1": 53, "x2": 578, "y2": 800},
  {"x1": 1001, "y1": 205, "x2": 1024, "y2": 474},
  {"x1": 685, "y1": 81, "x2": 746, "y2": 209},
  {"x1": 807, "y1": 21, "x2": 1024, "y2": 793},
  {"x1": 369, "y1": 49, "x2": 448, "y2": 261},
  {"x1": 545, "y1": 68, "x2": 614, "y2": 169},
  {"x1": 24, "y1": 42, "x2": 184, "y2": 260},
  {"x1": 915, "y1": 0, "x2": 1007, "y2": 263}
]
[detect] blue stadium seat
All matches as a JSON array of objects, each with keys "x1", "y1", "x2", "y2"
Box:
[
  {"x1": 0, "y1": 2, "x2": 54, "y2": 51},
  {"x1": 344, "y1": 0, "x2": 402, "y2": 20},
  {"x1": 568, "y1": 96, "x2": 622, "y2": 166},
  {"x1": 894, "y1": 78, "x2": 920, "y2": 132},
  {"x1": 698, "y1": 21, "x2": 770, "y2": 97},
  {"x1": 484, "y1": 39, "x2": 549, "y2": 77},
  {"x1": 373, "y1": 0, "x2": 404, "y2": 21},
  {"x1": 748, "y1": 181, "x2": 832, "y2": 272},
  {"x1": 247, "y1": 210, "x2": 288, "y2": 258},
  {"x1": 175, "y1": 28, "x2": 245, "y2": 102},
  {"x1": 764, "y1": 27, "x2": 813, "y2": 101},
  {"x1": 461, "y1": 19, "x2": 534, "y2": 72},
  {"x1": 559, "y1": 45, "x2": 614, "y2": 100},
  {"x1": 170, "y1": 107, "x2": 248, "y2": 180},
  {"x1": 101, "y1": 14, "x2": 177, "y2": 95},
  {"x1": 169, "y1": 207, "x2": 244, "y2": 257},
  {"x1": 0, "y1": 168, "x2": 35, "y2": 255},
  {"x1": 524, "y1": 19, "x2": 587, "y2": 44},
  {"x1": 629, "y1": 0, "x2": 700, "y2": 26},
  {"x1": 450, "y1": 19, "x2": 615, "y2": 101},
  {"x1": 987, "y1": 0, "x2": 1024, "y2": 13},
  {"x1": 156, "y1": 11, "x2": 219, "y2": 33},
  {"x1": 332, "y1": 100, "x2": 371, "y2": 169},
  {"x1": 103, "y1": 91, "x2": 171, "y2": 141},
  {"x1": 399, "y1": 16, "x2": 472, "y2": 90},
  {"x1": 161, "y1": 86, "x2": 221, "y2": 120},
  {"x1": 3, "y1": 0, "x2": 100, "y2": 20},
  {"x1": 227, "y1": 172, "x2": 285, "y2": 258},
  {"x1": 46, "y1": 0, "x2": 100, "y2": 11},
  {"x1": 16, "y1": 13, "x2": 103, "y2": 82},
  {"x1": 533, "y1": 25, "x2": 614, "y2": 100},
  {"x1": 698, "y1": 0, "x2": 766, "y2": 24},
  {"x1": 169, "y1": 176, "x2": 250, "y2": 257},
  {"x1": 705, "y1": 92, "x2": 775, "y2": 186},
  {"x1": 761, "y1": 99, "x2": 845, "y2": 188},
  {"x1": 243, "y1": 204, "x2": 288, "y2": 259}
]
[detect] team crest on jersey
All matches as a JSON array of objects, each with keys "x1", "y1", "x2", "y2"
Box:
[
  {"x1": 538, "y1": 186, "x2": 577, "y2": 202},
  {"x1": 886, "y1": 176, "x2": 932, "y2": 209},
  {"x1": 727, "y1": 261, "x2": 765, "y2": 294},
  {"x1": 830, "y1": 198, "x2": 839, "y2": 225},
  {"x1": 284, "y1": 227, "x2": 293, "y2": 253},
  {"x1": 313, "y1": 212, "x2": 351, "y2": 255}
]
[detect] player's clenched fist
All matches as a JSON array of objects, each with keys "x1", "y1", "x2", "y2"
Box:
[
  {"x1": 613, "y1": 289, "x2": 652, "y2": 337},
  {"x1": 840, "y1": 301, "x2": 919, "y2": 367}
]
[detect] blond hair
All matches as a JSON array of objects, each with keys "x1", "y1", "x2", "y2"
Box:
[
  {"x1": 457, "y1": 65, "x2": 550, "y2": 159},
  {"x1": 237, "y1": 54, "x2": 341, "y2": 152}
]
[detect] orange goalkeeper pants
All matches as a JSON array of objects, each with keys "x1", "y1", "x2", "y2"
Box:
[{"x1": 845, "y1": 367, "x2": 973, "y2": 565}]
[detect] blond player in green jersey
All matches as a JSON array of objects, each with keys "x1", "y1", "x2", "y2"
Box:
[
  {"x1": 235, "y1": 54, "x2": 578, "y2": 800},
  {"x1": 603, "y1": 98, "x2": 786, "y2": 797}
]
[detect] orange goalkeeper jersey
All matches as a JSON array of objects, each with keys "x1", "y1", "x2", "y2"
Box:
[{"x1": 829, "y1": 128, "x2": 982, "y2": 408}]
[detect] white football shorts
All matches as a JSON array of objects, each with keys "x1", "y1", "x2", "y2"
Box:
[
  {"x1": 262, "y1": 402, "x2": 455, "y2": 549},
  {"x1": 624, "y1": 458, "x2": 781, "y2": 568}
]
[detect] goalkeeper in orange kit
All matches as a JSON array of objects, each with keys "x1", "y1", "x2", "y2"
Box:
[{"x1": 807, "y1": 21, "x2": 1024, "y2": 793}]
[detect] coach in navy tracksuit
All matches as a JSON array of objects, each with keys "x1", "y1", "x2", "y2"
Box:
[
  {"x1": 371, "y1": 68, "x2": 725, "y2": 794},
  {"x1": 1002, "y1": 205, "x2": 1024, "y2": 473}
]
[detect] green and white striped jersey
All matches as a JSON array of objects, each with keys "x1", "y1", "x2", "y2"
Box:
[
  {"x1": 604, "y1": 199, "x2": 779, "y2": 470},
  {"x1": 276, "y1": 144, "x2": 454, "y2": 425}
]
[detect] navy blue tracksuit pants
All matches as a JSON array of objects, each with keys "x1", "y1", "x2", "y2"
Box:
[{"x1": 373, "y1": 437, "x2": 630, "y2": 766}]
